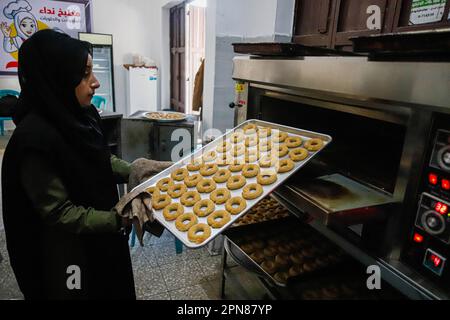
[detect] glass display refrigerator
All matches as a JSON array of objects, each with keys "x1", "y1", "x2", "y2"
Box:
[{"x1": 78, "y1": 32, "x2": 116, "y2": 112}]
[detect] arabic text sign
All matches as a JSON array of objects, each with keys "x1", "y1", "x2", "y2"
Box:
[
  {"x1": 409, "y1": 0, "x2": 447, "y2": 25},
  {"x1": 0, "y1": 0, "x2": 87, "y2": 74}
]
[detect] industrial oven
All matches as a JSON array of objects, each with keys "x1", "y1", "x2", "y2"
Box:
[{"x1": 225, "y1": 54, "x2": 450, "y2": 300}]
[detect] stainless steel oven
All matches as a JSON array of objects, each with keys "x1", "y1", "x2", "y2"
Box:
[{"x1": 229, "y1": 55, "x2": 450, "y2": 299}]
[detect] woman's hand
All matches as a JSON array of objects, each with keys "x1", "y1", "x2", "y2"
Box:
[{"x1": 1, "y1": 22, "x2": 11, "y2": 37}]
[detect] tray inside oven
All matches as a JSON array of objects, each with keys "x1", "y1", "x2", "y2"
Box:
[
  {"x1": 275, "y1": 173, "x2": 396, "y2": 226},
  {"x1": 132, "y1": 119, "x2": 332, "y2": 249},
  {"x1": 223, "y1": 217, "x2": 349, "y2": 287}
]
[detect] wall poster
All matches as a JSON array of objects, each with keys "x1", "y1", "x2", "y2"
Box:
[{"x1": 0, "y1": 0, "x2": 91, "y2": 75}]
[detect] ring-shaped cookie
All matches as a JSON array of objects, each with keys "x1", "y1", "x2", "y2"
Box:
[
  {"x1": 167, "y1": 183, "x2": 188, "y2": 198},
  {"x1": 216, "y1": 142, "x2": 231, "y2": 153},
  {"x1": 199, "y1": 163, "x2": 219, "y2": 177},
  {"x1": 242, "y1": 164, "x2": 260, "y2": 178},
  {"x1": 229, "y1": 162, "x2": 244, "y2": 172},
  {"x1": 257, "y1": 171, "x2": 278, "y2": 185},
  {"x1": 184, "y1": 174, "x2": 203, "y2": 188},
  {"x1": 272, "y1": 131, "x2": 288, "y2": 143},
  {"x1": 207, "y1": 210, "x2": 231, "y2": 228},
  {"x1": 289, "y1": 148, "x2": 309, "y2": 162},
  {"x1": 276, "y1": 159, "x2": 295, "y2": 174},
  {"x1": 225, "y1": 197, "x2": 247, "y2": 215},
  {"x1": 175, "y1": 213, "x2": 198, "y2": 232},
  {"x1": 163, "y1": 203, "x2": 184, "y2": 221},
  {"x1": 226, "y1": 175, "x2": 247, "y2": 190},
  {"x1": 152, "y1": 194, "x2": 172, "y2": 210},
  {"x1": 245, "y1": 135, "x2": 259, "y2": 147},
  {"x1": 232, "y1": 144, "x2": 246, "y2": 157},
  {"x1": 193, "y1": 199, "x2": 215, "y2": 217},
  {"x1": 171, "y1": 168, "x2": 189, "y2": 181},
  {"x1": 187, "y1": 159, "x2": 203, "y2": 171},
  {"x1": 242, "y1": 183, "x2": 264, "y2": 200},
  {"x1": 213, "y1": 169, "x2": 232, "y2": 183},
  {"x1": 257, "y1": 127, "x2": 272, "y2": 138},
  {"x1": 202, "y1": 150, "x2": 217, "y2": 162},
  {"x1": 304, "y1": 138, "x2": 324, "y2": 151},
  {"x1": 180, "y1": 191, "x2": 201, "y2": 207},
  {"x1": 230, "y1": 131, "x2": 245, "y2": 144},
  {"x1": 156, "y1": 177, "x2": 174, "y2": 192},
  {"x1": 210, "y1": 188, "x2": 231, "y2": 205},
  {"x1": 277, "y1": 144, "x2": 289, "y2": 158},
  {"x1": 196, "y1": 179, "x2": 217, "y2": 193},
  {"x1": 285, "y1": 136, "x2": 303, "y2": 148},
  {"x1": 258, "y1": 154, "x2": 277, "y2": 168},
  {"x1": 188, "y1": 224, "x2": 212, "y2": 244},
  {"x1": 243, "y1": 124, "x2": 257, "y2": 135}
]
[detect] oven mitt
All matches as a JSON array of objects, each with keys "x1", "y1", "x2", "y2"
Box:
[
  {"x1": 114, "y1": 188, "x2": 154, "y2": 246},
  {"x1": 128, "y1": 158, "x2": 173, "y2": 191}
]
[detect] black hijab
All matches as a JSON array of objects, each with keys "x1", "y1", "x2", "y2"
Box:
[{"x1": 14, "y1": 29, "x2": 105, "y2": 153}]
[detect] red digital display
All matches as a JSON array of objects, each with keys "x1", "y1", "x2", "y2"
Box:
[
  {"x1": 431, "y1": 255, "x2": 442, "y2": 267},
  {"x1": 429, "y1": 173, "x2": 438, "y2": 185},
  {"x1": 413, "y1": 233, "x2": 424, "y2": 243},
  {"x1": 435, "y1": 202, "x2": 449, "y2": 215},
  {"x1": 442, "y1": 179, "x2": 450, "y2": 191}
]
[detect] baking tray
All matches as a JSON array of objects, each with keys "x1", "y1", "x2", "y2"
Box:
[
  {"x1": 143, "y1": 111, "x2": 187, "y2": 122},
  {"x1": 223, "y1": 217, "x2": 349, "y2": 287},
  {"x1": 132, "y1": 119, "x2": 332, "y2": 248}
]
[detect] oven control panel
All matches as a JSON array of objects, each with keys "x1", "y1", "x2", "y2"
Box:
[{"x1": 404, "y1": 124, "x2": 450, "y2": 283}]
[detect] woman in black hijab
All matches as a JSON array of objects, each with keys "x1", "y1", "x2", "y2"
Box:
[{"x1": 2, "y1": 29, "x2": 151, "y2": 300}]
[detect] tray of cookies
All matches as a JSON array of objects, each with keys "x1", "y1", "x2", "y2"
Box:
[{"x1": 132, "y1": 119, "x2": 332, "y2": 248}]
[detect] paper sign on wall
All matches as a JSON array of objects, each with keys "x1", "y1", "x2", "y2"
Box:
[
  {"x1": 0, "y1": 0, "x2": 88, "y2": 74},
  {"x1": 409, "y1": 0, "x2": 447, "y2": 25}
]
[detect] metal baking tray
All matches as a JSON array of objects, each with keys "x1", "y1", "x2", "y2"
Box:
[
  {"x1": 143, "y1": 111, "x2": 187, "y2": 122},
  {"x1": 223, "y1": 217, "x2": 349, "y2": 287},
  {"x1": 132, "y1": 119, "x2": 332, "y2": 248}
]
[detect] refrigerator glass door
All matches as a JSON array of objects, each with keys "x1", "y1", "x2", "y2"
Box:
[{"x1": 92, "y1": 45, "x2": 114, "y2": 111}]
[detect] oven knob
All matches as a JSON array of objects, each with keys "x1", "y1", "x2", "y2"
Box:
[
  {"x1": 229, "y1": 102, "x2": 242, "y2": 109},
  {"x1": 437, "y1": 146, "x2": 450, "y2": 171},
  {"x1": 421, "y1": 210, "x2": 446, "y2": 235}
]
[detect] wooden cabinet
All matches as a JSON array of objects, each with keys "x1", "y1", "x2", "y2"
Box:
[{"x1": 293, "y1": 0, "x2": 450, "y2": 51}]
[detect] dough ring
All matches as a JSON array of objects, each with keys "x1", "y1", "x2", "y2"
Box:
[
  {"x1": 259, "y1": 154, "x2": 277, "y2": 168},
  {"x1": 188, "y1": 223, "x2": 212, "y2": 244},
  {"x1": 163, "y1": 203, "x2": 184, "y2": 221},
  {"x1": 145, "y1": 186, "x2": 159, "y2": 196},
  {"x1": 273, "y1": 131, "x2": 288, "y2": 143},
  {"x1": 216, "y1": 142, "x2": 231, "y2": 153},
  {"x1": 197, "y1": 179, "x2": 217, "y2": 193},
  {"x1": 289, "y1": 148, "x2": 309, "y2": 162},
  {"x1": 213, "y1": 169, "x2": 232, "y2": 183},
  {"x1": 180, "y1": 191, "x2": 201, "y2": 207},
  {"x1": 175, "y1": 213, "x2": 198, "y2": 232},
  {"x1": 225, "y1": 197, "x2": 247, "y2": 215},
  {"x1": 285, "y1": 136, "x2": 303, "y2": 148},
  {"x1": 226, "y1": 175, "x2": 247, "y2": 190},
  {"x1": 156, "y1": 177, "x2": 174, "y2": 192},
  {"x1": 171, "y1": 168, "x2": 189, "y2": 181},
  {"x1": 199, "y1": 163, "x2": 219, "y2": 177},
  {"x1": 242, "y1": 183, "x2": 264, "y2": 200},
  {"x1": 242, "y1": 164, "x2": 260, "y2": 178},
  {"x1": 229, "y1": 162, "x2": 244, "y2": 172},
  {"x1": 202, "y1": 150, "x2": 217, "y2": 162},
  {"x1": 243, "y1": 124, "x2": 257, "y2": 135},
  {"x1": 276, "y1": 159, "x2": 295, "y2": 174},
  {"x1": 210, "y1": 188, "x2": 231, "y2": 205},
  {"x1": 261, "y1": 260, "x2": 278, "y2": 274},
  {"x1": 276, "y1": 144, "x2": 289, "y2": 158},
  {"x1": 152, "y1": 194, "x2": 172, "y2": 210},
  {"x1": 207, "y1": 210, "x2": 231, "y2": 228},
  {"x1": 193, "y1": 199, "x2": 215, "y2": 217},
  {"x1": 230, "y1": 131, "x2": 245, "y2": 144},
  {"x1": 257, "y1": 127, "x2": 272, "y2": 138},
  {"x1": 257, "y1": 171, "x2": 278, "y2": 185},
  {"x1": 304, "y1": 138, "x2": 324, "y2": 151},
  {"x1": 245, "y1": 135, "x2": 259, "y2": 147},
  {"x1": 167, "y1": 183, "x2": 188, "y2": 198},
  {"x1": 232, "y1": 144, "x2": 246, "y2": 157},
  {"x1": 184, "y1": 174, "x2": 203, "y2": 188},
  {"x1": 187, "y1": 159, "x2": 203, "y2": 171}
]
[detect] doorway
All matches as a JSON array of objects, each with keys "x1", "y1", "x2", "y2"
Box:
[{"x1": 170, "y1": 0, "x2": 206, "y2": 115}]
